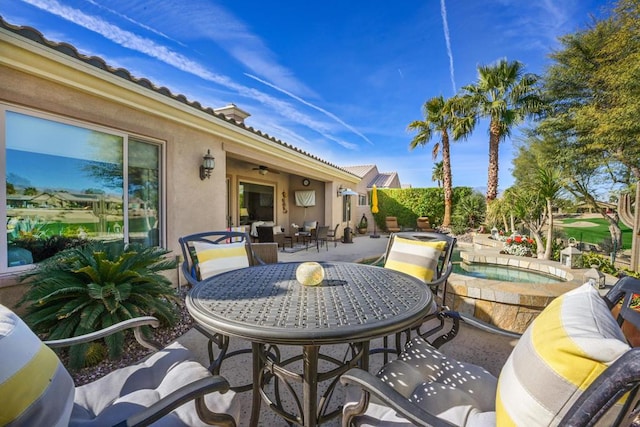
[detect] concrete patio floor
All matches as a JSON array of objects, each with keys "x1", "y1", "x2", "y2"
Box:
[{"x1": 177, "y1": 233, "x2": 518, "y2": 426}]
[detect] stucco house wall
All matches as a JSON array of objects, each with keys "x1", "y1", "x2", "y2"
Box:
[{"x1": 0, "y1": 21, "x2": 361, "y2": 308}]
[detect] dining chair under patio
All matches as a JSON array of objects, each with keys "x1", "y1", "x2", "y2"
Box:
[
  {"x1": 0, "y1": 304, "x2": 239, "y2": 427},
  {"x1": 256, "y1": 225, "x2": 285, "y2": 249},
  {"x1": 327, "y1": 223, "x2": 340, "y2": 247},
  {"x1": 312, "y1": 225, "x2": 330, "y2": 252}
]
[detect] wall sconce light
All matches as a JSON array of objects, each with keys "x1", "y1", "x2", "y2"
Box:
[
  {"x1": 337, "y1": 185, "x2": 345, "y2": 197},
  {"x1": 199, "y1": 149, "x2": 215, "y2": 180}
]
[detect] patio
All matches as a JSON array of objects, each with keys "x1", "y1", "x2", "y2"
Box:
[{"x1": 176, "y1": 234, "x2": 518, "y2": 426}]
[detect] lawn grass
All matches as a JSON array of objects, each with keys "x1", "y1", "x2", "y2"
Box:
[{"x1": 558, "y1": 217, "x2": 632, "y2": 250}]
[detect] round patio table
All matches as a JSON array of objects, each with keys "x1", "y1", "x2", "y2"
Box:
[{"x1": 186, "y1": 261, "x2": 433, "y2": 427}]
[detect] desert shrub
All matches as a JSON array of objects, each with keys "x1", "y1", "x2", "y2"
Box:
[{"x1": 19, "y1": 242, "x2": 177, "y2": 369}]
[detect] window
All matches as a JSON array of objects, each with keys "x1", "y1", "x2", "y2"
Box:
[
  {"x1": 358, "y1": 194, "x2": 368, "y2": 206},
  {"x1": 2, "y1": 107, "x2": 163, "y2": 272}
]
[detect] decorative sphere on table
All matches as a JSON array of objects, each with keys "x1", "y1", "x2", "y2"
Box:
[{"x1": 296, "y1": 262, "x2": 325, "y2": 286}]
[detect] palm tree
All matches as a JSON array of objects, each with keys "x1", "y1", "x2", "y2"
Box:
[
  {"x1": 408, "y1": 95, "x2": 474, "y2": 227},
  {"x1": 462, "y1": 59, "x2": 547, "y2": 203},
  {"x1": 432, "y1": 161, "x2": 444, "y2": 188}
]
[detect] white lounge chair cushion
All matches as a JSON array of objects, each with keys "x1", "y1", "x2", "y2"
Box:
[
  {"x1": 496, "y1": 283, "x2": 630, "y2": 425},
  {"x1": 0, "y1": 304, "x2": 74, "y2": 427},
  {"x1": 384, "y1": 237, "x2": 446, "y2": 283},
  {"x1": 192, "y1": 241, "x2": 249, "y2": 280},
  {"x1": 72, "y1": 341, "x2": 239, "y2": 426},
  {"x1": 346, "y1": 337, "x2": 497, "y2": 426}
]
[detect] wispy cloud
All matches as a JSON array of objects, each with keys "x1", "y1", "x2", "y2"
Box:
[
  {"x1": 81, "y1": 0, "x2": 186, "y2": 47},
  {"x1": 440, "y1": 0, "x2": 456, "y2": 94},
  {"x1": 245, "y1": 73, "x2": 371, "y2": 146},
  {"x1": 19, "y1": 0, "x2": 364, "y2": 150}
]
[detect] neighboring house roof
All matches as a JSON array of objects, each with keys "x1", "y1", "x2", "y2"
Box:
[
  {"x1": 368, "y1": 172, "x2": 399, "y2": 188},
  {"x1": 342, "y1": 165, "x2": 400, "y2": 189},
  {"x1": 342, "y1": 165, "x2": 376, "y2": 178},
  {"x1": 0, "y1": 18, "x2": 357, "y2": 178}
]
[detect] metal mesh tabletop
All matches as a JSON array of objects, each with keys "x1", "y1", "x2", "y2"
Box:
[{"x1": 187, "y1": 261, "x2": 433, "y2": 345}]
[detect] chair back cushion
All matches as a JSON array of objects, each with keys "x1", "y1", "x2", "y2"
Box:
[
  {"x1": 192, "y1": 241, "x2": 249, "y2": 280},
  {"x1": 302, "y1": 220, "x2": 317, "y2": 232},
  {"x1": 0, "y1": 304, "x2": 74, "y2": 427},
  {"x1": 384, "y1": 236, "x2": 446, "y2": 283},
  {"x1": 496, "y1": 283, "x2": 631, "y2": 425}
]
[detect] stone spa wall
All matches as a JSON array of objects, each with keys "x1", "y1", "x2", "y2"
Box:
[{"x1": 445, "y1": 252, "x2": 582, "y2": 333}]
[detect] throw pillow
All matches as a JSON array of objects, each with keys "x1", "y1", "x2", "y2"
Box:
[
  {"x1": 495, "y1": 283, "x2": 631, "y2": 426},
  {"x1": 0, "y1": 304, "x2": 74, "y2": 426},
  {"x1": 192, "y1": 241, "x2": 249, "y2": 280},
  {"x1": 384, "y1": 237, "x2": 446, "y2": 283}
]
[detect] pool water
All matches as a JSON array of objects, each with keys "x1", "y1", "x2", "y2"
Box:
[
  {"x1": 452, "y1": 262, "x2": 563, "y2": 284},
  {"x1": 452, "y1": 249, "x2": 563, "y2": 283},
  {"x1": 366, "y1": 249, "x2": 564, "y2": 284}
]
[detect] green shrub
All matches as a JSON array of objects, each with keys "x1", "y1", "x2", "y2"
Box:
[
  {"x1": 374, "y1": 186, "x2": 473, "y2": 229},
  {"x1": 451, "y1": 191, "x2": 486, "y2": 233},
  {"x1": 19, "y1": 242, "x2": 178, "y2": 369}
]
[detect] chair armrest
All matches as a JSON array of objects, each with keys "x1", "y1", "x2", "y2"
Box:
[
  {"x1": 44, "y1": 316, "x2": 161, "y2": 351},
  {"x1": 428, "y1": 262, "x2": 453, "y2": 290},
  {"x1": 340, "y1": 368, "x2": 456, "y2": 427},
  {"x1": 118, "y1": 375, "x2": 236, "y2": 427},
  {"x1": 182, "y1": 261, "x2": 201, "y2": 288}
]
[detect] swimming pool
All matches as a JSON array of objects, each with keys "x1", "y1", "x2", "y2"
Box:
[
  {"x1": 452, "y1": 262, "x2": 564, "y2": 284},
  {"x1": 451, "y1": 248, "x2": 564, "y2": 283}
]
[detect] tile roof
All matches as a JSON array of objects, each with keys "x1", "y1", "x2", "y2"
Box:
[{"x1": 0, "y1": 17, "x2": 357, "y2": 178}]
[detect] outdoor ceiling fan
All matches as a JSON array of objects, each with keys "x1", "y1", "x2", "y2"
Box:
[{"x1": 252, "y1": 165, "x2": 279, "y2": 175}]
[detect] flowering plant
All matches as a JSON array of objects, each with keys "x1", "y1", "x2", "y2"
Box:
[{"x1": 502, "y1": 235, "x2": 535, "y2": 256}]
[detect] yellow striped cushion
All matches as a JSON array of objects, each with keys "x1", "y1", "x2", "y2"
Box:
[
  {"x1": 495, "y1": 284, "x2": 630, "y2": 426},
  {"x1": 384, "y1": 237, "x2": 446, "y2": 283},
  {"x1": 192, "y1": 241, "x2": 249, "y2": 280},
  {"x1": 0, "y1": 304, "x2": 74, "y2": 426}
]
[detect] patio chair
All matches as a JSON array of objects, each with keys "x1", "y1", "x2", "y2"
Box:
[
  {"x1": 178, "y1": 230, "x2": 267, "y2": 390},
  {"x1": 256, "y1": 225, "x2": 285, "y2": 249},
  {"x1": 370, "y1": 231, "x2": 459, "y2": 360},
  {"x1": 302, "y1": 220, "x2": 318, "y2": 233},
  {"x1": 0, "y1": 304, "x2": 239, "y2": 427},
  {"x1": 385, "y1": 216, "x2": 401, "y2": 233},
  {"x1": 178, "y1": 230, "x2": 264, "y2": 286},
  {"x1": 312, "y1": 225, "x2": 330, "y2": 252},
  {"x1": 416, "y1": 217, "x2": 435, "y2": 232},
  {"x1": 341, "y1": 276, "x2": 640, "y2": 427},
  {"x1": 327, "y1": 223, "x2": 340, "y2": 247}
]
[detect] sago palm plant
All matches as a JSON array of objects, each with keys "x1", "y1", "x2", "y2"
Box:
[{"x1": 19, "y1": 242, "x2": 178, "y2": 369}]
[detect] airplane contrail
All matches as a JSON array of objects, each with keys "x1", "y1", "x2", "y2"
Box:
[{"x1": 440, "y1": 0, "x2": 456, "y2": 94}]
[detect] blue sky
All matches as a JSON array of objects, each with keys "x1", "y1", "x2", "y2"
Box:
[{"x1": 2, "y1": 0, "x2": 612, "y2": 192}]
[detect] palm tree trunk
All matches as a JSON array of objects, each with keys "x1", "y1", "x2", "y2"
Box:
[
  {"x1": 486, "y1": 123, "x2": 501, "y2": 202},
  {"x1": 442, "y1": 133, "x2": 453, "y2": 227},
  {"x1": 544, "y1": 198, "x2": 554, "y2": 260}
]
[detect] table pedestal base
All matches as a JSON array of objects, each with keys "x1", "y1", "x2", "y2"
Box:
[{"x1": 250, "y1": 342, "x2": 369, "y2": 427}]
